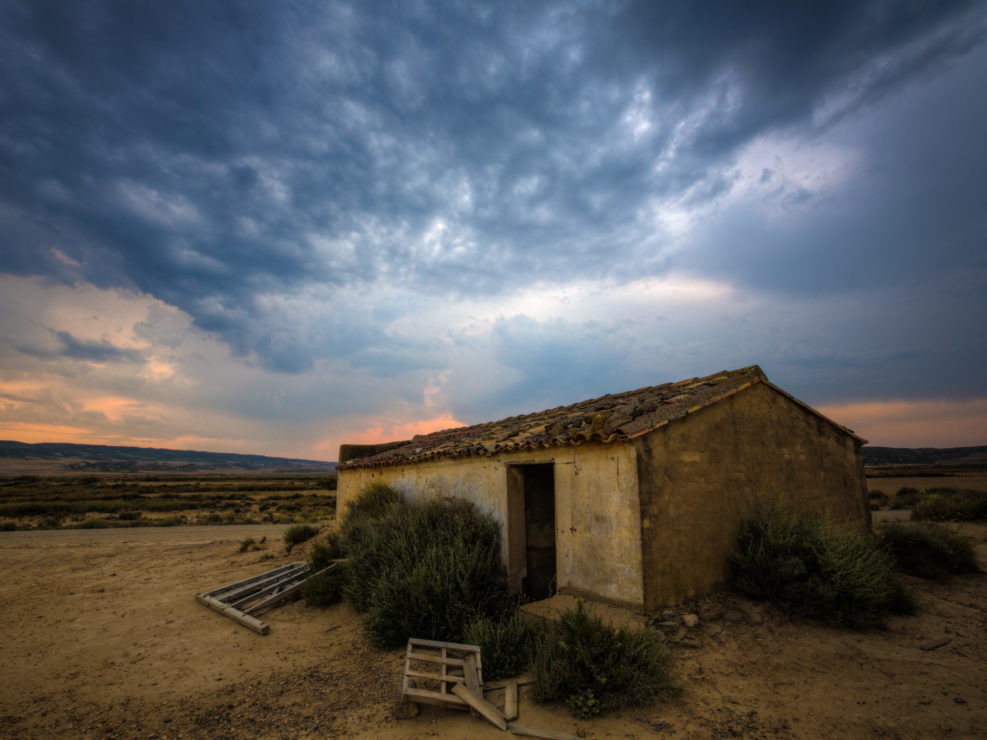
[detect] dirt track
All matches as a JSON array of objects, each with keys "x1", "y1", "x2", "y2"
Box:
[{"x1": 1, "y1": 522, "x2": 985, "y2": 738}]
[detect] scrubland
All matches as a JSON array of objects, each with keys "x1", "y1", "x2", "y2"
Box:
[{"x1": 0, "y1": 472, "x2": 335, "y2": 531}]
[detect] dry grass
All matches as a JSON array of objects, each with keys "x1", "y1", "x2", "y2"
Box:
[
  {"x1": 866, "y1": 470, "x2": 987, "y2": 495},
  {"x1": 0, "y1": 473, "x2": 335, "y2": 530}
]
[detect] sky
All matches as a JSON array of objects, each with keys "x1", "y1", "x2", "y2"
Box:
[{"x1": 1, "y1": 0, "x2": 985, "y2": 461}]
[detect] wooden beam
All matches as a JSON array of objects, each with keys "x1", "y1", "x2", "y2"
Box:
[
  {"x1": 450, "y1": 684, "x2": 507, "y2": 731},
  {"x1": 195, "y1": 592, "x2": 269, "y2": 635}
]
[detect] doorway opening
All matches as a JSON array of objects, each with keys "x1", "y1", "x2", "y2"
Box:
[{"x1": 506, "y1": 463, "x2": 556, "y2": 600}]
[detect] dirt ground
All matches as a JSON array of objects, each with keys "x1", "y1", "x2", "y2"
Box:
[{"x1": 1, "y1": 519, "x2": 985, "y2": 739}]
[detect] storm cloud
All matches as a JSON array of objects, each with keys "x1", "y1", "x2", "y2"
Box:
[{"x1": 1, "y1": 1, "x2": 985, "y2": 455}]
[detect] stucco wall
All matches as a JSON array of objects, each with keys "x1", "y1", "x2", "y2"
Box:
[
  {"x1": 634, "y1": 382, "x2": 869, "y2": 609},
  {"x1": 337, "y1": 443, "x2": 644, "y2": 606}
]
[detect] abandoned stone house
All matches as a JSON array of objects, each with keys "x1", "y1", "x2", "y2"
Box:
[{"x1": 336, "y1": 365, "x2": 870, "y2": 611}]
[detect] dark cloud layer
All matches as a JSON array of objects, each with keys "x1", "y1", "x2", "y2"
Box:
[
  {"x1": 1, "y1": 1, "x2": 985, "y2": 420},
  {"x1": 13, "y1": 329, "x2": 142, "y2": 364}
]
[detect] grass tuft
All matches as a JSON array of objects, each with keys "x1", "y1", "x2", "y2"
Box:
[
  {"x1": 282, "y1": 523, "x2": 319, "y2": 552},
  {"x1": 463, "y1": 608, "x2": 533, "y2": 682}
]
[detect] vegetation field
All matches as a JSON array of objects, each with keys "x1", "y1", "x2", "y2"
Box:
[
  {"x1": 0, "y1": 472, "x2": 336, "y2": 530},
  {"x1": 866, "y1": 466, "x2": 987, "y2": 495}
]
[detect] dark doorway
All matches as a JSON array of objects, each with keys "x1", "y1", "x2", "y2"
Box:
[{"x1": 521, "y1": 464, "x2": 556, "y2": 600}]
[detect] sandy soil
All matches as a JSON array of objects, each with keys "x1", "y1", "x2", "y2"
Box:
[{"x1": 1, "y1": 521, "x2": 985, "y2": 739}]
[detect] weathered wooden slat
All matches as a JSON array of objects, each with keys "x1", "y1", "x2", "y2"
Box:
[
  {"x1": 403, "y1": 668, "x2": 467, "y2": 683},
  {"x1": 508, "y1": 722, "x2": 580, "y2": 740},
  {"x1": 462, "y1": 654, "x2": 481, "y2": 718},
  {"x1": 401, "y1": 687, "x2": 468, "y2": 708},
  {"x1": 504, "y1": 678, "x2": 518, "y2": 721},
  {"x1": 209, "y1": 562, "x2": 308, "y2": 604},
  {"x1": 228, "y1": 569, "x2": 309, "y2": 609},
  {"x1": 451, "y1": 684, "x2": 507, "y2": 731},
  {"x1": 204, "y1": 562, "x2": 302, "y2": 598},
  {"x1": 409, "y1": 637, "x2": 481, "y2": 651},
  {"x1": 403, "y1": 638, "x2": 484, "y2": 710},
  {"x1": 243, "y1": 577, "x2": 306, "y2": 615},
  {"x1": 464, "y1": 654, "x2": 480, "y2": 694},
  {"x1": 232, "y1": 561, "x2": 327, "y2": 607},
  {"x1": 406, "y1": 651, "x2": 467, "y2": 667},
  {"x1": 197, "y1": 561, "x2": 321, "y2": 633},
  {"x1": 243, "y1": 563, "x2": 335, "y2": 615},
  {"x1": 195, "y1": 592, "x2": 269, "y2": 635}
]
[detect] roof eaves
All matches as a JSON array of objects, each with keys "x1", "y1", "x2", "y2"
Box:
[{"x1": 759, "y1": 380, "x2": 867, "y2": 444}]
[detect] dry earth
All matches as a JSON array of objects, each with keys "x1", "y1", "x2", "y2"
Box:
[{"x1": 1, "y1": 519, "x2": 985, "y2": 739}]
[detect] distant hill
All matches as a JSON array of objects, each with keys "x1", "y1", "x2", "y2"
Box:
[
  {"x1": 862, "y1": 445, "x2": 987, "y2": 467},
  {"x1": 0, "y1": 441, "x2": 335, "y2": 474}
]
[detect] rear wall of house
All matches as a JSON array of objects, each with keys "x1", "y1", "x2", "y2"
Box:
[
  {"x1": 634, "y1": 382, "x2": 869, "y2": 609},
  {"x1": 337, "y1": 443, "x2": 644, "y2": 606}
]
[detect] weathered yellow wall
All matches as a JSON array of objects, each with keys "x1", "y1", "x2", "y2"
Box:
[
  {"x1": 337, "y1": 443, "x2": 644, "y2": 606},
  {"x1": 634, "y1": 382, "x2": 869, "y2": 609}
]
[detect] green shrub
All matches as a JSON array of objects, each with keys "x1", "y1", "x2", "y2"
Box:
[
  {"x1": 730, "y1": 501, "x2": 913, "y2": 628},
  {"x1": 566, "y1": 690, "x2": 603, "y2": 720},
  {"x1": 868, "y1": 490, "x2": 891, "y2": 510},
  {"x1": 878, "y1": 522, "x2": 980, "y2": 578},
  {"x1": 344, "y1": 497, "x2": 507, "y2": 648},
  {"x1": 340, "y1": 482, "x2": 404, "y2": 546},
  {"x1": 303, "y1": 562, "x2": 349, "y2": 607},
  {"x1": 530, "y1": 602, "x2": 677, "y2": 718},
  {"x1": 309, "y1": 531, "x2": 345, "y2": 570},
  {"x1": 912, "y1": 489, "x2": 987, "y2": 522},
  {"x1": 464, "y1": 609, "x2": 533, "y2": 682},
  {"x1": 283, "y1": 523, "x2": 319, "y2": 552},
  {"x1": 892, "y1": 487, "x2": 924, "y2": 509}
]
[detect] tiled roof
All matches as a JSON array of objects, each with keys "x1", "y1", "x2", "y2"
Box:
[{"x1": 336, "y1": 365, "x2": 860, "y2": 470}]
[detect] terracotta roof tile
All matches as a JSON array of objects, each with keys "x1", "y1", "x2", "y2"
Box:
[{"x1": 336, "y1": 365, "x2": 859, "y2": 470}]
